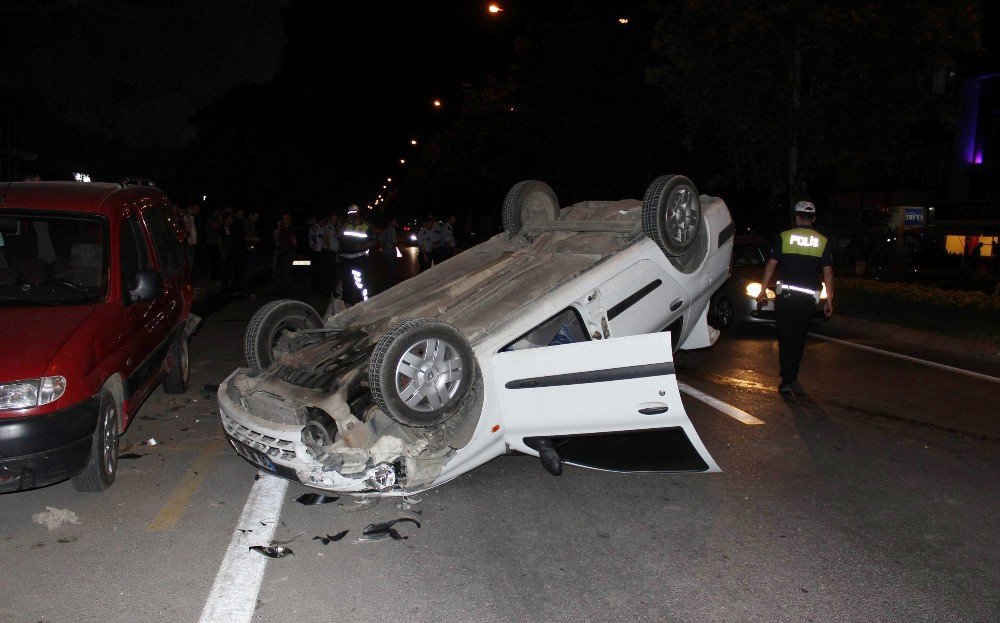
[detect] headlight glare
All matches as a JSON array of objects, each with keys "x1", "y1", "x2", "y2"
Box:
[
  {"x1": 745, "y1": 282, "x2": 762, "y2": 298},
  {"x1": 0, "y1": 376, "x2": 66, "y2": 410}
]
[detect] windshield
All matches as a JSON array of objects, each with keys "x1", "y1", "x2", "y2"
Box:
[
  {"x1": 733, "y1": 243, "x2": 769, "y2": 267},
  {"x1": 0, "y1": 211, "x2": 109, "y2": 307}
]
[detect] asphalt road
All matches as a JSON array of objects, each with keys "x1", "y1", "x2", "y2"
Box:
[{"x1": 1, "y1": 266, "x2": 998, "y2": 623}]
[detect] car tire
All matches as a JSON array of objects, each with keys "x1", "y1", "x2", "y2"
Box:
[
  {"x1": 501, "y1": 180, "x2": 559, "y2": 237},
  {"x1": 642, "y1": 174, "x2": 702, "y2": 256},
  {"x1": 713, "y1": 295, "x2": 741, "y2": 331},
  {"x1": 72, "y1": 390, "x2": 119, "y2": 492},
  {"x1": 244, "y1": 299, "x2": 323, "y2": 370},
  {"x1": 369, "y1": 318, "x2": 477, "y2": 428},
  {"x1": 162, "y1": 335, "x2": 190, "y2": 393}
]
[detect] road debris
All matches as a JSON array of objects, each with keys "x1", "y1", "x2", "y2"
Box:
[
  {"x1": 341, "y1": 497, "x2": 379, "y2": 513},
  {"x1": 295, "y1": 492, "x2": 339, "y2": 505},
  {"x1": 119, "y1": 453, "x2": 144, "y2": 460},
  {"x1": 31, "y1": 507, "x2": 81, "y2": 531},
  {"x1": 249, "y1": 545, "x2": 293, "y2": 558},
  {"x1": 359, "y1": 518, "x2": 421, "y2": 542},
  {"x1": 313, "y1": 530, "x2": 349, "y2": 544},
  {"x1": 143, "y1": 438, "x2": 158, "y2": 446}
]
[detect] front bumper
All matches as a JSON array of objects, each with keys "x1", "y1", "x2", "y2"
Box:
[
  {"x1": 0, "y1": 396, "x2": 100, "y2": 492},
  {"x1": 217, "y1": 371, "x2": 374, "y2": 493}
]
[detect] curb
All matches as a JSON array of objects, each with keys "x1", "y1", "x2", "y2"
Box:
[{"x1": 816, "y1": 315, "x2": 1000, "y2": 365}]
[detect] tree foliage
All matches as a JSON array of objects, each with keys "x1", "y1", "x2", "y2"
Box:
[{"x1": 647, "y1": 0, "x2": 982, "y2": 198}]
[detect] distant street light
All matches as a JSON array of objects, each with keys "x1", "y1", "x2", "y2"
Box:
[
  {"x1": 400, "y1": 159, "x2": 406, "y2": 164},
  {"x1": 383, "y1": 185, "x2": 387, "y2": 189},
  {"x1": 411, "y1": 138, "x2": 418, "y2": 145},
  {"x1": 488, "y1": 4, "x2": 502, "y2": 14},
  {"x1": 618, "y1": 17, "x2": 629, "y2": 25},
  {"x1": 433, "y1": 99, "x2": 442, "y2": 108},
  {"x1": 387, "y1": 177, "x2": 392, "y2": 182}
]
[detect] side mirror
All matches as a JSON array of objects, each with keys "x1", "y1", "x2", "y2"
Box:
[{"x1": 128, "y1": 269, "x2": 163, "y2": 305}]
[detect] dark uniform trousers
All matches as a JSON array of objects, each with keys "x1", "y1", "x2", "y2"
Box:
[{"x1": 775, "y1": 292, "x2": 816, "y2": 383}]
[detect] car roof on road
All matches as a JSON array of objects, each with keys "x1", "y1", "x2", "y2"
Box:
[{"x1": 0, "y1": 181, "x2": 167, "y2": 217}]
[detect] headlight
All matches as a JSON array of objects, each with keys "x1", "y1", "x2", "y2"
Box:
[
  {"x1": 0, "y1": 376, "x2": 66, "y2": 411},
  {"x1": 820, "y1": 283, "x2": 828, "y2": 300},
  {"x1": 408, "y1": 234, "x2": 417, "y2": 241},
  {"x1": 744, "y1": 282, "x2": 776, "y2": 300}
]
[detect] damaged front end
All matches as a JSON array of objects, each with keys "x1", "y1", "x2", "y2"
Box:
[{"x1": 218, "y1": 330, "x2": 472, "y2": 495}]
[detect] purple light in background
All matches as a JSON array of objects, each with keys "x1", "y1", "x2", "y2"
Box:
[{"x1": 974, "y1": 150, "x2": 983, "y2": 165}]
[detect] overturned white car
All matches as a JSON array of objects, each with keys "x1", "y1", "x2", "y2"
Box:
[{"x1": 218, "y1": 175, "x2": 734, "y2": 495}]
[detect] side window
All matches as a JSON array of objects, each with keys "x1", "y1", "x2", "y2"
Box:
[
  {"x1": 503, "y1": 308, "x2": 590, "y2": 351},
  {"x1": 120, "y1": 216, "x2": 150, "y2": 296},
  {"x1": 143, "y1": 207, "x2": 183, "y2": 275}
]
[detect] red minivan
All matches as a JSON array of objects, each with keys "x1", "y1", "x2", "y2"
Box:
[{"x1": 0, "y1": 181, "x2": 194, "y2": 492}]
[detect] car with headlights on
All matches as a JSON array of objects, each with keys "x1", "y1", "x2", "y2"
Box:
[
  {"x1": 0, "y1": 180, "x2": 196, "y2": 493},
  {"x1": 219, "y1": 175, "x2": 733, "y2": 496},
  {"x1": 710, "y1": 235, "x2": 827, "y2": 330}
]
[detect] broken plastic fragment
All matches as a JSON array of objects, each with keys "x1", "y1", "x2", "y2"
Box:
[
  {"x1": 313, "y1": 530, "x2": 349, "y2": 544},
  {"x1": 249, "y1": 545, "x2": 293, "y2": 558},
  {"x1": 31, "y1": 506, "x2": 81, "y2": 531},
  {"x1": 143, "y1": 438, "x2": 158, "y2": 446},
  {"x1": 365, "y1": 463, "x2": 396, "y2": 490},
  {"x1": 360, "y1": 518, "x2": 421, "y2": 542},
  {"x1": 295, "y1": 493, "x2": 340, "y2": 506}
]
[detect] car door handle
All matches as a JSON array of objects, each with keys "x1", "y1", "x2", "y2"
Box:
[
  {"x1": 637, "y1": 402, "x2": 669, "y2": 415},
  {"x1": 670, "y1": 298, "x2": 683, "y2": 312}
]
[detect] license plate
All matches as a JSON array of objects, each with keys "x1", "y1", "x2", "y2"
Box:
[{"x1": 228, "y1": 437, "x2": 276, "y2": 473}]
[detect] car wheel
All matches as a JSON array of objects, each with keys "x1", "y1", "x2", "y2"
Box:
[
  {"x1": 714, "y1": 295, "x2": 741, "y2": 331},
  {"x1": 162, "y1": 335, "x2": 190, "y2": 393},
  {"x1": 642, "y1": 175, "x2": 702, "y2": 256},
  {"x1": 502, "y1": 180, "x2": 559, "y2": 238},
  {"x1": 72, "y1": 390, "x2": 119, "y2": 492},
  {"x1": 244, "y1": 299, "x2": 323, "y2": 369},
  {"x1": 369, "y1": 318, "x2": 477, "y2": 428}
]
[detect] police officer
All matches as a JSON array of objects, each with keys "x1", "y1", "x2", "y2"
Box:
[
  {"x1": 417, "y1": 216, "x2": 438, "y2": 272},
  {"x1": 757, "y1": 201, "x2": 834, "y2": 393},
  {"x1": 339, "y1": 205, "x2": 374, "y2": 305}
]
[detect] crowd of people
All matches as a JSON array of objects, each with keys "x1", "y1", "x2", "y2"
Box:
[{"x1": 171, "y1": 201, "x2": 462, "y2": 305}]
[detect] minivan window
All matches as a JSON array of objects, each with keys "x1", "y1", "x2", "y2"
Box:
[
  {"x1": 0, "y1": 211, "x2": 109, "y2": 307},
  {"x1": 120, "y1": 215, "x2": 151, "y2": 297},
  {"x1": 143, "y1": 206, "x2": 183, "y2": 276}
]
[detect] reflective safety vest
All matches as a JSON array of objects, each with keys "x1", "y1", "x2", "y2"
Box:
[
  {"x1": 341, "y1": 222, "x2": 372, "y2": 256},
  {"x1": 780, "y1": 228, "x2": 828, "y2": 258}
]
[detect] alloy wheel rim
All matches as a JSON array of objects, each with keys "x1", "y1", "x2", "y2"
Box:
[
  {"x1": 394, "y1": 338, "x2": 464, "y2": 412},
  {"x1": 664, "y1": 186, "x2": 699, "y2": 245},
  {"x1": 103, "y1": 402, "x2": 118, "y2": 475}
]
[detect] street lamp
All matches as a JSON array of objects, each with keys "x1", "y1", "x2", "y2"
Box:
[
  {"x1": 387, "y1": 177, "x2": 392, "y2": 182},
  {"x1": 400, "y1": 159, "x2": 406, "y2": 164},
  {"x1": 410, "y1": 138, "x2": 418, "y2": 145},
  {"x1": 433, "y1": 99, "x2": 442, "y2": 108},
  {"x1": 618, "y1": 17, "x2": 629, "y2": 25},
  {"x1": 488, "y1": 4, "x2": 502, "y2": 14}
]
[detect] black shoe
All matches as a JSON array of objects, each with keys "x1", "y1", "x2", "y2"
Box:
[
  {"x1": 778, "y1": 382, "x2": 794, "y2": 393},
  {"x1": 790, "y1": 380, "x2": 805, "y2": 392}
]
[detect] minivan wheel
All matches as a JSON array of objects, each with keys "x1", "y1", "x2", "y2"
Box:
[
  {"x1": 163, "y1": 335, "x2": 190, "y2": 393},
  {"x1": 369, "y1": 318, "x2": 477, "y2": 428},
  {"x1": 72, "y1": 391, "x2": 119, "y2": 492},
  {"x1": 244, "y1": 299, "x2": 324, "y2": 369}
]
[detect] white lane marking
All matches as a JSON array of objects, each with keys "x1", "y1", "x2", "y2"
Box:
[
  {"x1": 198, "y1": 473, "x2": 290, "y2": 623},
  {"x1": 808, "y1": 332, "x2": 1000, "y2": 385},
  {"x1": 678, "y1": 382, "x2": 765, "y2": 425}
]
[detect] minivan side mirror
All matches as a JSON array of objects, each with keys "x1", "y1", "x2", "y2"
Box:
[{"x1": 128, "y1": 269, "x2": 163, "y2": 305}]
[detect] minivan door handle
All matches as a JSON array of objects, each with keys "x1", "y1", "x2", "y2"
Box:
[
  {"x1": 669, "y1": 298, "x2": 683, "y2": 312},
  {"x1": 637, "y1": 402, "x2": 669, "y2": 415}
]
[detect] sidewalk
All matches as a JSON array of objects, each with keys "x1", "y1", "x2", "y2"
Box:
[{"x1": 815, "y1": 315, "x2": 1000, "y2": 365}]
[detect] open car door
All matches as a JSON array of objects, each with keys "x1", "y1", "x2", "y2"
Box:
[{"x1": 492, "y1": 332, "x2": 719, "y2": 473}]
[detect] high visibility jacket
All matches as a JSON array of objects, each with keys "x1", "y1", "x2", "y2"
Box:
[{"x1": 770, "y1": 227, "x2": 832, "y2": 290}]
